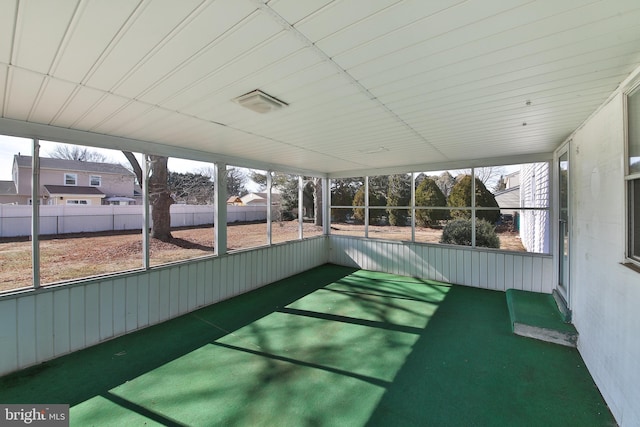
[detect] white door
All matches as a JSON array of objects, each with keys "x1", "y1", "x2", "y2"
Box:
[{"x1": 557, "y1": 149, "x2": 570, "y2": 304}]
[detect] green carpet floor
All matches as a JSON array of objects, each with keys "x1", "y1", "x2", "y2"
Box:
[{"x1": 0, "y1": 264, "x2": 614, "y2": 426}]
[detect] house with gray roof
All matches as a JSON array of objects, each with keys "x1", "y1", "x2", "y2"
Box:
[
  {"x1": 0, "y1": 180, "x2": 18, "y2": 204},
  {"x1": 0, "y1": 154, "x2": 138, "y2": 205}
]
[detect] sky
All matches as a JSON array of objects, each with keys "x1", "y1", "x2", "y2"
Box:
[{"x1": 0, "y1": 135, "x2": 32, "y2": 179}]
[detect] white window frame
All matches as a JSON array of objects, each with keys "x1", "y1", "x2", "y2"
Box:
[
  {"x1": 66, "y1": 199, "x2": 89, "y2": 205},
  {"x1": 328, "y1": 163, "x2": 551, "y2": 253},
  {"x1": 90, "y1": 175, "x2": 101, "y2": 187},
  {"x1": 625, "y1": 82, "x2": 640, "y2": 267},
  {"x1": 64, "y1": 173, "x2": 77, "y2": 186}
]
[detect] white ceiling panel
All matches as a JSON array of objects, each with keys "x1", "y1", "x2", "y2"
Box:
[
  {"x1": 73, "y1": 93, "x2": 132, "y2": 131},
  {"x1": 2, "y1": 0, "x2": 640, "y2": 175},
  {"x1": 314, "y1": 0, "x2": 465, "y2": 55},
  {"x1": 90, "y1": 101, "x2": 155, "y2": 136},
  {"x1": 250, "y1": 60, "x2": 340, "y2": 98},
  {"x1": 51, "y1": 0, "x2": 141, "y2": 83},
  {"x1": 141, "y1": 115, "x2": 220, "y2": 148},
  {"x1": 116, "y1": 107, "x2": 178, "y2": 141},
  {"x1": 329, "y1": 0, "x2": 533, "y2": 71},
  {"x1": 11, "y1": 0, "x2": 78, "y2": 73},
  {"x1": 267, "y1": 0, "x2": 334, "y2": 25},
  {"x1": 184, "y1": 56, "x2": 336, "y2": 124},
  {"x1": 158, "y1": 31, "x2": 305, "y2": 112},
  {"x1": 50, "y1": 85, "x2": 112, "y2": 128},
  {"x1": 27, "y1": 77, "x2": 77, "y2": 124},
  {"x1": 343, "y1": 1, "x2": 636, "y2": 82},
  {"x1": 0, "y1": 0, "x2": 17, "y2": 63},
  {"x1": 84, "y1": 0, "x2": 205, "y2": 90},
  {"x1": 386, "y1": 66, "x2": 636, "y2": 117},
  {"x1": 3, "y1": 68, "x2": 45, "y2": 120},
  {"x1": 292, "y1": 0, "x2": 399, "y2": 41},
  {"x1": 139, "y1": 13, "x2": 284, "y2": 106},
  {"x1": 361, "y1": 16, "x2": 640, "y2": 95},
  {"x1": 404, "y1": 93, "x2": 609, "y2": 131},
  {"x1": 0, "y1": 65, "x2": 7, "y2": 116},
  {"x1": 111, "y1": 1, "x2": 259, "y2": 99},
  {"x1": 418, "y1": 108, "x2": 594, "y2": 141},
  {"x1": 379, "y1": 56, "x2": 638, "y2": 112},
  {"x1": 179, "y1": 47, "x2": 323, "y2": 119},
  {"x1": 394, "y1": 80, "x2": 619, "y2": 126},
  {"x1": 219, "y1": 76, "x2": 364, "y2": 133},
  {"x1": 425, "y1": 117, "x2": 593, "y2": 146}
]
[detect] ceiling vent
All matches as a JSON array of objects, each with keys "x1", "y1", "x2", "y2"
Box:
[
  {"x1": 360, "y1": 146, "x2": 389, "y2": 155},
  {"x1": 233, "y1": 90, "x2": 288, "y2": 113}
]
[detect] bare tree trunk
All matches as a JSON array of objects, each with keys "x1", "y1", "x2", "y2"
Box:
[
  {"x1": 123, "y1": 151, "x2": 143, "y2": 184},
  {"x1": 148, "y1": 155, "x2": 173, "y2": 241},
  {"x1": 313, "y1": 177, "x2": 323, "y2": 226}
]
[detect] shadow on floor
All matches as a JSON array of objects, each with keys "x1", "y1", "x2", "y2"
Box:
[{"x1": 0, "y1": 265, "x2": 356, "y2": 407}]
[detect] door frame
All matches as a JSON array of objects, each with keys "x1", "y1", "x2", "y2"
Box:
[{"x1": 554, "y1": 140, "x2": 571, "y2": 311}]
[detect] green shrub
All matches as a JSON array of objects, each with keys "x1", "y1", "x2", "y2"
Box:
[
  {"x1": 331, "y1": 179, "x2": 360, "y2": 222},
  {"x1": 415, "y1": 177, "x2": 449, "y2": 227},
  {"x1": 447, "y1": 175, "x2": 500, "y2": 223},
  {"x1": 386, "y1": 174, "x2": 411, "y2": 226},
  {"x1": 352, "y1": 186, "x2": 386, "y2": 224},
  {"x1": 440, "y1": 218, "x2": 500, "y2": 248}
]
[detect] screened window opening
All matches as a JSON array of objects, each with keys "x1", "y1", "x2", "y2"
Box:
[
  {"x1": 627, "y1": 85, "x2": 640, "y2": 262},
  {"x1": 329, "y1": 164, "x2": 550, "y2": 253}
]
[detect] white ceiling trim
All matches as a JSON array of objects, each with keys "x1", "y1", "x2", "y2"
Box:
[
  {"x1": 328, "y1": 152, "x2": 554, "y2": 179},
  {"x1": 0, "y1": 116, "x2": 327, "y2": 177}
]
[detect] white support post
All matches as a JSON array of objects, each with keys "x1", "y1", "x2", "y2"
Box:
[
  {"x1": 214, "y1": 163, "x2": 227, "y2": 256},
  {"x1": 142, "y1": 154, "x2": 150, "y2": 269},
  {"x1": 364, "y1": 176, "x2": 369, "y2": 238},
  {"x1": 471, "y1": 167, "x2": 476, "y2": 248},
  {"x1": 267, "y1": 171, "x2": 273, "y2": 245},
  {"x1": 31, "y1": 139, "x2": 40, "y2": 289},
  {"x1": 298, "y1": 175, "x2": 304, "y2": 239},
  {"x1": 411, "y1": 172, "x2": 416, "y2": 242},
  {"x1": 322, "y1": 177, "x2": 330, "y2": 235}
]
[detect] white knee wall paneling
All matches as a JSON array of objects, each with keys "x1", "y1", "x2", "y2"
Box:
[{"x1": 0, "y1": 237, "x2": 329, "y2": 376}]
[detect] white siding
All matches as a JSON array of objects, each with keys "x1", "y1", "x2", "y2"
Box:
[
  {"x1": 519, "y1": 162, "x2": 551, "y2": 253},
  {"x1": 0, "y1": 237, "x2": 329, "y2": 376},
  {"x1": 567, "y1": 91, "x2": 640, "y2": 427},
  {"x1": 328, "y1": 235, "x2": 554, "y2": 293}
]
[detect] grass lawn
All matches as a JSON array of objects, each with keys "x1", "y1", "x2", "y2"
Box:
[{"x1": 0, "y1": 222, "x2": 523, "y2": 292}]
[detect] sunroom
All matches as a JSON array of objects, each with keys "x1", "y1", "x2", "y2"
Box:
[{"x1": 1, "y1": 1, "x2": 639, "y2": 426}]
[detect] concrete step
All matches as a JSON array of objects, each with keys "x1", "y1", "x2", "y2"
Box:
[{"x1": 506, "y1": 289, "x2": 578, "y2": 348}]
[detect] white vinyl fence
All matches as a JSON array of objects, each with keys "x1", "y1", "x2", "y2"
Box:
[{"x1": 0, "y1": 204, "x2": 267, "y2": 237}]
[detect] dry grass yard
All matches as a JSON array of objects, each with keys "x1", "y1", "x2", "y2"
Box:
[{"x1": 0, "y1": 221, "x2": 523, "y2": 292}]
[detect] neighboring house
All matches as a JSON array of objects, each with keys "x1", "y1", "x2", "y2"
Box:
[
  {"x1": 227, "y1": 196, "x2": 243, "y2": 205},
  {"x1": 240, "y1": 192, "x2": 267, "y2": 205},
  {"x1": 495, "y1": 171, "x2": 521, "y2": 217},
  {"x1": 519, "y1": 163, "x2": 551, "y2": 254},
  {"x1": 3, "y1": 154, "x2": 137, "y2": 206},
  {"x1": 0, "y1": 180, "x2": 18, "y2": 204},
  {"x1": 495, "y1": 187, "x2": 520, "y2": 211},
  {"x1": 494, "y1": 167, "x2": 551, "y2": 254},
  {"x1": 240, "y1": 192, "x2": 281, "y2": 206}
]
